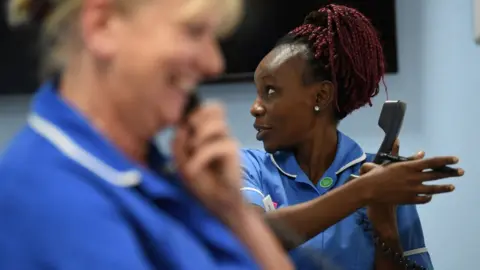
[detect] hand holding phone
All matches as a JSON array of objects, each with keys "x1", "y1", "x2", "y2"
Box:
[{"x1": 173, "y1": 93, "x2": 245, "y2": 223}]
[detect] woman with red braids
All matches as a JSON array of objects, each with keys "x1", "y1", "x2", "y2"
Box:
[{"x1": 241, "y1": 4, "x2": 457, "y2": 270}]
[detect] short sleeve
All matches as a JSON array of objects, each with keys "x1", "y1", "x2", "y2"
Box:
[
  {"x1": 240, "y1": 149, "x2": 266, "y2": 209},
  {"x1": 397, "y1": 205, "x2": 434, "y2": 269},
  {"x1": 0, "y1": 172, "x2": 223, "y2": 270}
]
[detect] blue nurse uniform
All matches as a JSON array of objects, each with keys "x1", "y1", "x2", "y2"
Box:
[
  {"x1": 241, "y1": 132, "x2": 433, "y2": 270},
  {"x1": 0, "y1": 81, "x2": 259, "y2": 270}
]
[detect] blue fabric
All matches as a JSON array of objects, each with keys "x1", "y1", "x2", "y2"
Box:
[
  {"x1": 241, "y1": 132, "x2": 433, "y2": 270},
  {"x1": 0, "y1": 81, "x2": 259, "y2": 270}
]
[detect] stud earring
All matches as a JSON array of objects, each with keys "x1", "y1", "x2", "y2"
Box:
[{"x1": 314, "y1": 105, "x2": 320, "y2": 112}]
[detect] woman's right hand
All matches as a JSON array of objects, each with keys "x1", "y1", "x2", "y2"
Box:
[{"x1": 359, "y1": 155, "x2": 464, "y2": 205}]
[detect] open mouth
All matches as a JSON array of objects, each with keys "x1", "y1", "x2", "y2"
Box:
[
  {"x1": 169, "y1": 73, "x2": 200, "y2": 95},
  {"x1": 254, "y1": 125, "x2": 272, "y2": 140}
]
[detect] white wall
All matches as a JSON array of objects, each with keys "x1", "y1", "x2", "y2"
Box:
[{"x1": 0, "y1": 0, "x2": 478, "y2": 268}]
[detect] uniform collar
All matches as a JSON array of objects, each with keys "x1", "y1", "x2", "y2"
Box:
[
  {"x1": 270, "y1": 131, "x2": 366, "y2": 179},
  {"x1": 28, "y1": 80, "x2": 174, "y2": 194}
]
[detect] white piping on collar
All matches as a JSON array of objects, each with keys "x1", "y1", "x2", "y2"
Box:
[
  {"x1": 28, "y1": 114, "x2": 141, "y2": 187},
  {"x1": 335, "y1": 152, "x2": 367, "y2": 174},
  {"x1": 269, "y1": 152, "x2": 367, "y2": 178},
  {"x1": 269, "y1": 154, "x2": 296, "y2": 178}
]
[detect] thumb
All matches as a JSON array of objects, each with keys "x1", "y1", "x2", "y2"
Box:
[
  {"x1": 410, "y1": 151, "x2": 425, "y2": 160},
  {"x1": 391, "y1": 138, "x2": 400, "y2": 156},
  {"x1": 360, "y1": 162, "x2": 378, "y2": 175}
]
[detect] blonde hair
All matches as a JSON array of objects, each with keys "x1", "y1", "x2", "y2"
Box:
[{"x1": 7, "y1": 0, "x2": 243, "y2": 77}]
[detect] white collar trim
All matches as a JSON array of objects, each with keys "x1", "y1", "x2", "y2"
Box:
[
  {"x1": 269, "y1": 152, "x2": 367, "y2": 179},
  {"x1": 28, "y1": 114, "x2": 141, "y2": 187}
]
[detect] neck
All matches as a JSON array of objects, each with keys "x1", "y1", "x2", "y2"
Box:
[
  {"x1": 59, "y1": 57, "x2": 148, "y2": 164},
  {"x1": 293, "y1": 125, "x2": 338, "y2": 185}
]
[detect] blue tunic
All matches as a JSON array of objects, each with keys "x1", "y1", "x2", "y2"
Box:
[
  {"x1": 0, "y1": 81, "x2": 259, "y2": 270},
  {"x1": 241, "y1": 132, "x2": 433, "y2": 269}
]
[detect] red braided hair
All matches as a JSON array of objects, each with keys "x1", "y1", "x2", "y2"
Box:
[{"x1": 285, "y1": 4, "x2": 386, "y2": 119}]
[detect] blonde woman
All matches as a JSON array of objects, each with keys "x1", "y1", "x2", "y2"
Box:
[{"x1": 0, "y1": 0, "x2": 292, "y2": 269}]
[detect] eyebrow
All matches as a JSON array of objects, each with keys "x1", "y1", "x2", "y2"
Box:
[{"x1": 254, "y1": 73, "x2": 276, "y2": 85}]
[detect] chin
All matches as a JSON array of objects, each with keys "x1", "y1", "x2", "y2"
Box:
[{"x1": 262, "y1": 141, "x2": 279, "y2": 154}]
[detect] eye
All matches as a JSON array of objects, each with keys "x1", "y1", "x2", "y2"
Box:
[
  {"x1": 185, "y1": 23, "x2": 208, "y2": 40},
  {"x1": 266, "y1": 87, "x2": 276, "y2": 96}
]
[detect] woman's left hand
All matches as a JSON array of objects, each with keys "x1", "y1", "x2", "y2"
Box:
[{"x1": 365, "y1": 139, "x2": 424, "y2": 233}]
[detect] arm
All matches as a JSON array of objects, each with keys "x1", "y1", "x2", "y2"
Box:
[
  {"x1": 263, "y1": 180, "x2": 369, "y2": 248},
  {"x1": 368, "y1": 205, "x2": 433, "y2": 270},
  {"x1": 369, "y1": 142, "x2": 432, "y2": 270},
  {"x1": 240, "y1": 151, "x2": 369, "y2": 249},
  {"x1": 368, "y1": 206, "x2": 405, "y2": 270},
  {"x1": 224, "y1": 207, "x2": 294, "y2": 270},
  {"x1": 397, "y1": 205, "x2": 433, "y2": 269}
]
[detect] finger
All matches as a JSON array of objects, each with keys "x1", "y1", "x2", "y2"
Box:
[
  {"x1": 391, "y1": 138, "x2": 400, "y2": 156},
  {"x1": 416, "y1": 184, "x2": 455, "y2": 195},
  {"x1": 409, "y1": 195, "x2": 432, "y2": 204},
  {"x1": 191, "y1": 119, "x2": 229, "y2": 149},
  {"x1": 417, "y1": 169, "x2": 464, "y2": 182},
  {"x1": 172, "y1": 126, "x2": 189, "y2": 168},
  {"x1": 189, "y1": 103, "x2": 225, "y2": 130},
  {"x1": 409, "y1": 156, "x2": 459, "y2": 170},
  {"x1": 409, "y1": 151, "x2": 425, "y2": 160},
  {"x1": 360, "y1": 162, "x2": 378, "y2": 175},
  {"x1": 184, "y1": 138, "x2": 239, "y2": 177}
]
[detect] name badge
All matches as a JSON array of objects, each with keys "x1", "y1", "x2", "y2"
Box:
[{"x1": 262, "y1": 195, "x2": 276, "y2": 212}]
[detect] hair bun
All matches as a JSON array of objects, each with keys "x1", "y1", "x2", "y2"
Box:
[{"x1": 7, "y1": 0, "x2": 51, "y2": 27}]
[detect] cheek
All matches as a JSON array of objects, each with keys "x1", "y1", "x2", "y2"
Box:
[
  {"x1": 274, "y1": 105, "x2": 312, "y2": 136},
  {"x1": 110, "y1": 41, "x2": 190, "y2": 126}
]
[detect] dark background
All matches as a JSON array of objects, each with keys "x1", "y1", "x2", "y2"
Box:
[{"x1": 0, "y1": 0, "x2": 397, "y2": 94}]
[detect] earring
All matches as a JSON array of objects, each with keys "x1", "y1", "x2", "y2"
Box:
[{"x1": 314, "y1": 105, "x2": 320, "y2": 112}]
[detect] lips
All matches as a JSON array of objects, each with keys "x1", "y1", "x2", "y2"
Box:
[
  {"x1": 253, "y1": 124, "x2": 272, "y2": 140},
  {"x1": 168, "y1": 73, "x2": 200, "y2": 95}
]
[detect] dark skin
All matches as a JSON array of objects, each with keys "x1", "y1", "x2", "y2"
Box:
[
  {"x1": 252, "y1": 44, "x2": 338, "y2": 184},
  {"x1": 250, "y1": 44, "x2": 463, "y2": 269},
  {"x1": 365, "y1": 141, "x2": 421, "y2": 270}
]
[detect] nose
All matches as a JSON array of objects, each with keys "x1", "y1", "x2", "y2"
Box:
[
  {"x1": 250, "y1": 98, "x2": 266, "y2": 117},
  {"x1": 199, "y1": 40, "x2": 225, "y2": 78}
]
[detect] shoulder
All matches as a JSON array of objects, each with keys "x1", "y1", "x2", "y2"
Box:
[
  {"x1": 0, "y1": 126, "x2": 68, "y2": 186},
  {"x1": 0, "y1": 126, "x2": 115, "y2": 219},
  {"x1": 0, "y1": 129, "x2": 190, "y2": 269},
  {"x1": 0, "y1": 126, "x2": 119, "y2": 236},
  {"x1": 240, "y1": 148, "x2": 270, "y2": 162},
  {"x1": 240, "y1": 148, "x2": 272, "y2": 171}
]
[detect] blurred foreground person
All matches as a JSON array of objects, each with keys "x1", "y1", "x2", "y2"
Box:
[{"x1": 0, "y1": 0, "x2": 292, "y2": 269}]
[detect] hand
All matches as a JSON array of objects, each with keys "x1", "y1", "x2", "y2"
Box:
[
  {"x1": 172, "y1": 103, "x2": 245, "y2": 224},
  {"x1": 366, "y1": 139, "x2": 424, "y2": 220},
  {"x1": 366, "y1": 139, "x2": 402, "y2": 230},
  {"x1": 358, "y1": 153, "x2": 463, "y2": 205}
]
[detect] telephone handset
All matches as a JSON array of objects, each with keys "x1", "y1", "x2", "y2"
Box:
[
  {"x1": 183, "y1": 92, "x2": 201, "y2": 120},
  {"x1": 373, "y1": 100, "x2": 407, "y2": 164},
  {"x1": 372, "y1": 100, "x2": 455, "y2": 173}
]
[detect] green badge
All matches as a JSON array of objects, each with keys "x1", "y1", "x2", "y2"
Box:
[{"x1": 319, "y1": 177, "x2": 334, "y2": 188}]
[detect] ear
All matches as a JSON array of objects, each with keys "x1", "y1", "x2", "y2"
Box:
[
  {"x1": 313, "y1": 80, "x2": 334, "y2": 109},
  {"x1": 81, "y1": 0, "x2": 118, "y2": 60}
]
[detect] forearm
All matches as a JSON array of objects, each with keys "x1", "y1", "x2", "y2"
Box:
[
  {"x1": 373, "y1": 221, "x2": 404, "y2": 270},
  {"x1": 226, "y1": 207, "x2": 293, "y2": 270},
  {"x1": 264, "y1": 179, "x2": 369, "y2": 249}
]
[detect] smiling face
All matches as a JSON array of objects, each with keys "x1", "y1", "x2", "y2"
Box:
[
  {"x1": 251, "y1": 44, "x2": 334, "y2": 153},
  {"x1": 80, "y1": 0, "x2": 241, "y2": 135},
  {"x1": 107, "y1": 0, "x2": 228, "y2": 129}
]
